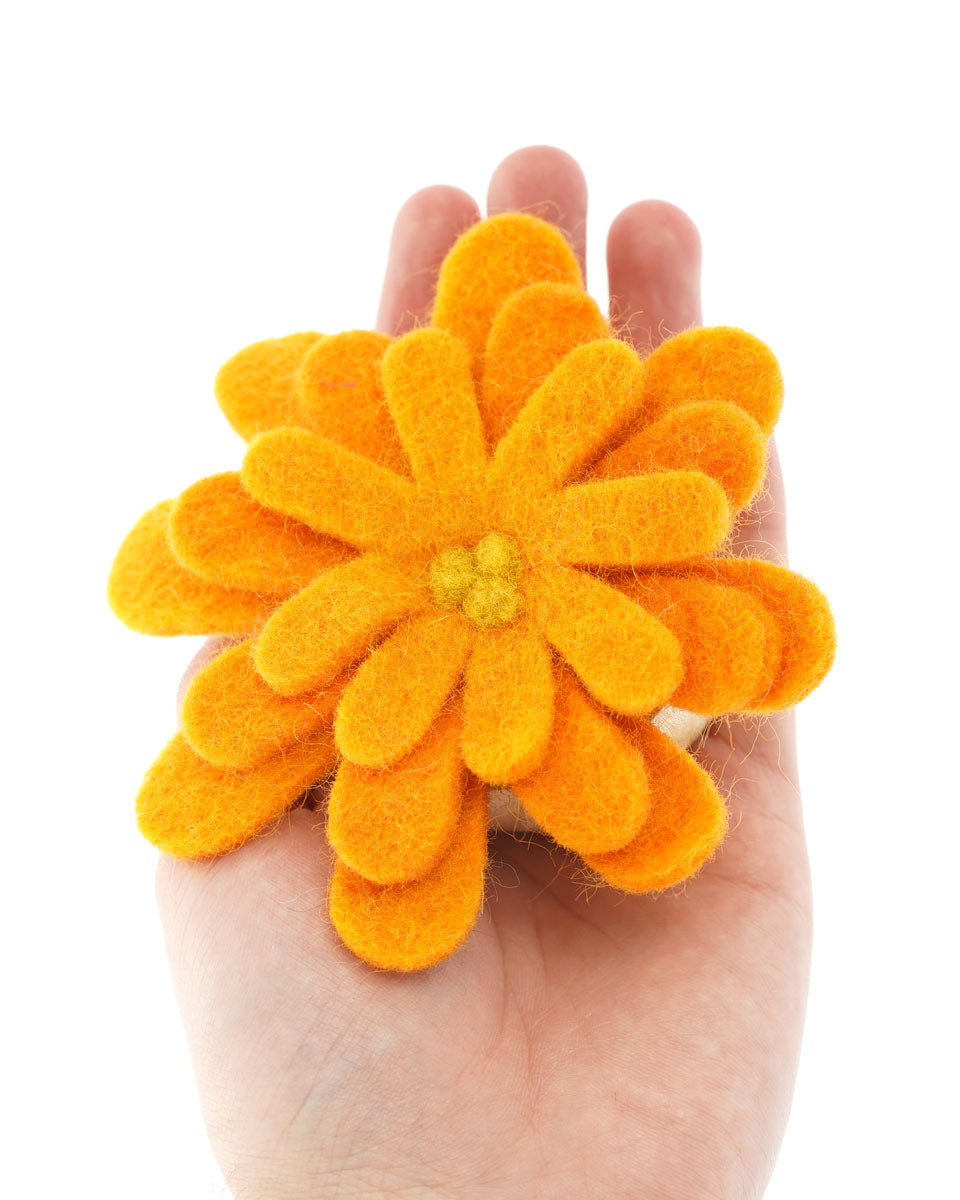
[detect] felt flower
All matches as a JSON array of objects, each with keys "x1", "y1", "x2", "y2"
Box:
[{"x1": 109, "y1": 213, "x2": 834, "y2": 972}]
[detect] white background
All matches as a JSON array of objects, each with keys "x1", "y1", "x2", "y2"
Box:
[{"x1": 2, "y1": 1, "x2": 957, "y2": 1196}]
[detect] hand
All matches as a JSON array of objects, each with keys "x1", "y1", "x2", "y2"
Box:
[{"x1": 158, "y1": 146, "x2": 811, "y2": 1200}]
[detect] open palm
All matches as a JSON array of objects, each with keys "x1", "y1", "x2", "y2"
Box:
[{"x1": 158, "y1": 147, "x2": 811, "y2": 1200}]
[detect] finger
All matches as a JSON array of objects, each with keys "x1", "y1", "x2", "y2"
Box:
[
  {"x1": 607, "y1": 200, "x2": 702, "y2": 351},
  {"x1": 487, "y1": 145, "x2": 588, "y2": 278},
  {"x1": 376, "y1": 186, "x2": 480, "y2": 336}
]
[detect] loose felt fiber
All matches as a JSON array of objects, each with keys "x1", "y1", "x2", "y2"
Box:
[{"x1": 111, "y1": 209, "x2": 834, "y2": 973}]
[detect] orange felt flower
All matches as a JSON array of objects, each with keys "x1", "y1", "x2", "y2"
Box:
[{"x1": 109, "y1": 213, "x2": 835, "y2": 972}]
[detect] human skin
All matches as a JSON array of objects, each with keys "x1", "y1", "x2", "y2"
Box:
[{"x1": 158, "y1": 145, "x2": 811, "y2": 1200}]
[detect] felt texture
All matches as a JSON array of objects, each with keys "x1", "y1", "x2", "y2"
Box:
[
  {"x1": 328, "y1": 774, "x2": 488, "y2": 972},
  {"x1": 168, "y1": 472, "x2": 351, "y2": 597},
  {"x1": 108, "y1": 501, "x2": 268, "y2": 637},
  {"x1": 583, "y1": 720, "x2": 727, "y2": 891},
  {"x1": 432, "y1": 213, "x2": 582, "y2": 368},
  {"x1": 527, "y1": 563, "x2": 683, "y2": 715},
  {"x1": 137, "y1": 730, "x2": 337, "y2": 859},
  {"x1": 181, "y1": 639, "x2": 346, "y2": 769},
  {"x1": 479, "y1": 282, "x2": 609, "y2": 443},
  {"x1": 512, "y1": 671, "x2": 648, "y2": 855},
  {"x1": 254, "y1": 554, "x2": 428, "y2": 697},
  {"x1": 639, "y1": 326, "x2": 784, "y2": 434},
  {"x1": 111, "y1": 209, "x2": 834, "y2": 973},
  {"x1": 335, "y1": 612, "x2": 475, "y2": 769},
  {"x1": 593, "y1": 401, "x2": 768, "y2": 512},
  {"x1": 328, "y1": 711, "x2": 465, "y2": 885},
  {"x1": 215, "y1": 332, "x2": 321, "y2": 440},
  {"x1": 461, "y1": 622, "x2": 556, "y2": 785}
]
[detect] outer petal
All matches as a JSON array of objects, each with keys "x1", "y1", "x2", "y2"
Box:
[
  {"x1": 685, "y1": 558, "x2": 835, "y2": 710},
  {"x1": 641, "y1": 327, "x2": 784, "y2": 434},
  {"x1": 619, "y1": 574, "x2": 779, "y2": 714},
  {"x1": 593, "y1": 401, "x2": 768, "y2": 513},
  {"x1": 292, "y1": 330, "x2": 410, "y2": 474},
  {"x1": 432, "y1": 213, "x2": 582, "y2": 369},
  {"x1": 168, "y1": 472, "x2": 352, "y2": 597},
  {"x1": 108, "y1": 501, "x2": 269, "y2": 636},
  {"x1": 181, "y1": 639, "x2": 346, "y2": 769},
  {"x1": 215, "y1": 332, "x2": 321, "y2": 440},
  {"x1": 550, "y1": 472, "x2": 732, "y2": 567},
  {"x1": 513, "y1": 671, "x2": 647, "y2": 855},
  {"x1": 241, "y1": 427, "x2": 416, "y2": 550},
  {"x1": 461, "y1": 623, "x2": 555, "y2": 785},
  {"x1": 527, "y1": 564, "x2": 683, "y2": 715},
  {"x1": 328, "y1": 775, "x2": 488, "y2": 971},
  {"x1": 254, "y1": 555, "x2": 428, "y2": 696},
  {"x1": 327, "y1": 711, "x2": 465, "y2": 885},
  {"x1": 335, "y1": 611, "x2": 475, "y2": 769},
  {"x1": 583, "y1": 720, "x2": 727, "y2": 891},
  {"x1": 480, "y1": 283, "x2": 609, "y2": 444},
  {"x1": 137, "y1": 731, "x2": 336, "y2": 859}
]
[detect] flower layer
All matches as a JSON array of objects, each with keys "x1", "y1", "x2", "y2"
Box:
[{"x1": 109, "y1": 213, "x2": 835, "y2": 971}]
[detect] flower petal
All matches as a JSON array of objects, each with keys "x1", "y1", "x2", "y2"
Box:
[
  {"x1": 215, "y1": 332, "x2": 321, "y2": 440},
  {"x1": 108, "y1": 501, "x2": 269, "y2": 636},
  {"x1": 335, "y1": 611, "x2": 475, "y2": 769},
  {"x1": 685, "y1": 558, "x2": 835, "y2": 710},
  {"x1": 292, "y1": 330, "x2": 410, "y2": 474},
  {"x1": 380, "y1": 328, "x2": 487, "y2": 494},
  {"x1": 328, "y1": 775, "x2": 488, "y2": 971},
  {"x1": 619, "y1": 574, "x2": 778, "y2": 714},
  {"x1": 480, "y1": 282, "x2": 609, "y2": 444},
  {"x1": 181, "y1": 639, "x2": 347, "y2": 769},
  {"x1": 527, "y1": 564, "x2": 683, "y2": 715},
  {"x1": 513, "y1": 671, "x2": 647, "y2": 854},
  {"x1": 550, "y1": 471, "x2": 732, "y2": 567},
  {"x1": 593, "y1": 401, "x2": 768, "y2": 513},
  {"x1": 327, "y1": 711, "x2": 466, "y2": 885},
  {"x1": 168, "y1": 472, "x2": 352, "y2": 596},
  {"x1": 241, "y1": 427, "x2": 416, "y2": 549},
  {"x1": 461, "y1": 624, "x2": 555, "y2": 785},
  {"x1": 254, "y1": 555, "x2": 427, "y2": 696},
  {"x1": 641, "y1": 327, "x2": 784, "y2": 434},
  {"x1": 137, "y1": 731, "x2": 336, "y2": 858},
  {"x1": 488, "y1": 340, "x2": 645, "y2": 509},
  {"x1": 583, "y1": 720, "x2": 727, "y2": 891},
  {"x1": 432, "y1": 213, "x2": 582, "y2": 369}
]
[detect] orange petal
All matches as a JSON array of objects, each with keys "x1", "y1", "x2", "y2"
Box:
[
  {"x1": 137, "y1": 731, "x2": 336, "y2": 858},
  {"x1": 215, "y1": 332, "x2": 321, "y2": 439},
  {"x1": 528, "y1": 564, "x2": 683, "y2": 715},
  {"x1": 241, "y1": 427, "x2": 416, "y2": 550},
  {"x1": 488, "y1": 340, "x2": 644, "y2": 510},
  {"x1": 380, "y1": 329, "x2": 487, "y2": 494},
  {"x1": 168, "y1": 471, "x2": 352, "y2": 597},
  {"x1": 513, "y1": 671, "x2": 647, "y2": 854},
  {"x1": 327, "y1": 711, "x2": 466, "y2": 885},
  {"x1": 685, "y1": 558, "x2": 835, "y2": 710},
  {"x1": 108, "y1": 501, "x2": 269, "y2": 636},
  {"x1": 253, "y1": 555, "x2": 427, "y2": 696},
  {"x1": 641, "y1": 327, "x2": 784, "y2": 434},
  {"x1": 550, "y1": 471, "x2": 731, "y2": 567},
  {"x1": 292, "y1": 330, "x2": 410, "y2": 474},
  {"x1": 328, "y1": 775, "x2": 488, "y2": 971},
  {"x1": 480, "y1": 283, "x2": 610, "y2": 445},
  {"x1": 335, "y1": 611, "x2": 475, "y2": 769},
  {"x1": 583, "y1": 720, "x2": 727, "y2": 891},
  {"x1": 593, "y1": 401, "x2": 768, "y2": 513},
  {"x1": 432, "y1": 213, "x2": 582, "y2": 370},
  {"x1": 181, "y1": 639, "x2": 346, "y2": 769},
  {"x1": 619, "y1": 574, "x2": 778, "y2": 714},
  {"x1": 461, "y1": 624, "x2": 555, "y2": 785}
]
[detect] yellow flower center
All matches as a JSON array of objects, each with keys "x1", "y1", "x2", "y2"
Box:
[{"x1": 429, "y1": 532, "x2": 523, "y2": 628}]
